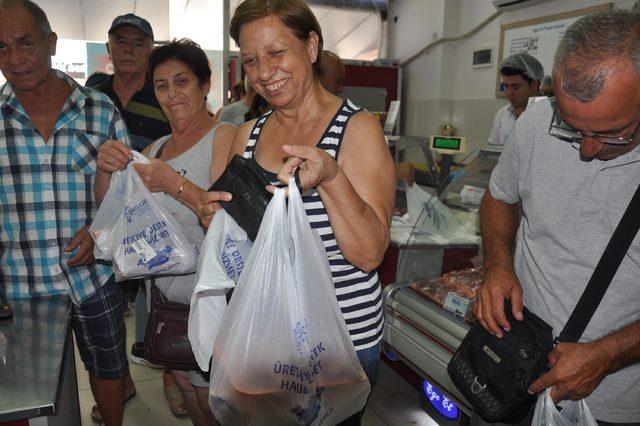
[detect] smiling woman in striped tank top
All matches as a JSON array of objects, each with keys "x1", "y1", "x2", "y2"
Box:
[{"x1": 199, "y1": 0, "x2": 395, "y2": 423}]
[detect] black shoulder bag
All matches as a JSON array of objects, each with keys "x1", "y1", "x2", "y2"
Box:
[{"x1": 448, "y1": 182, "x2": 640, "y2": 423}]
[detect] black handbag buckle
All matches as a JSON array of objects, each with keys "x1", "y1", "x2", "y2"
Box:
[{"x1": 471, "y1": 376, "x2": 487, "y2": 395}]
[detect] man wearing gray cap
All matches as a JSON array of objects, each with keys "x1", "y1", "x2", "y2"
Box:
[
  {"x1": 88, "y1": 13, "x2": 178, "y2": 423},
  {"x1": 488, "y1": 53, "x2": 543, "y2": 146},
  {"x1": 89, "y1": 13, "x2": 170, "y2": 151}
]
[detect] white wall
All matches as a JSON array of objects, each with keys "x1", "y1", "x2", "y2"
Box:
[
  {"x1": 24, "y1": 1, "x2": 225, "y2": 111},
  {"x1": 39, "y1": 0, "x2": 224, "y2": 47},
  {"x1": 38, "y1": 0, "x2": 170, "y2": 42},
  {"x1": 227, "y1": 0, "x2": 384, "y2": 59},
  {"x1": 170, "y1": 0, "x2": 223, "y2": 49},
  {"x1": 389, "y1": 0, "x2": 637, "y2": 159}
]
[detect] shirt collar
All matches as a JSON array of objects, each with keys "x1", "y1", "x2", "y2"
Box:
[
  {"x1": 102, "y1": 74, "x2": 155, "y2": 102},
  {"x1": 0, "y1": 69, "x2": 92, "y2": 112},
  {"x1": 600, "y1": 143, "x2": 640, "y2": 170}
]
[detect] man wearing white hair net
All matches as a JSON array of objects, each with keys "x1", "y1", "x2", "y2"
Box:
[{"x1": 488, "y1": 53, "x2": 543, "y2": 146}]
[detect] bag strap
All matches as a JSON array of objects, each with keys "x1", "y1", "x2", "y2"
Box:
[
  {"x1": 154, "y1": 139, "x2": 168, "y2": 160},
  {"x1": 557, "y1": 181, "x2": 640, "y2": 343}
]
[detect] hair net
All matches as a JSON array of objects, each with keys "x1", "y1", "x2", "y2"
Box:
[{"x1": 500, "y1": 53, "x2": 544, "y2": 81}]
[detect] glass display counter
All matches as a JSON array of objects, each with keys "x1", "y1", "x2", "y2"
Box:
[
  {"x1": 381, "y1": 149, "x2": 501, "y2": 420},
  {"x1": 381, "y1": 148, "x2": 499, "y2": 285},
  {"x1": 387, "y1": 135, "x2": 439, "y2": 191}
]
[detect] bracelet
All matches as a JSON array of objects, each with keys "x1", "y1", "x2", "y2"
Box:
[{"x1": 176, "y1": 176, "x2": 187, "y2": 199}]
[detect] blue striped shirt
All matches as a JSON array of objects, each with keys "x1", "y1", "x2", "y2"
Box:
[{"x1": 0, "y1": 70, "x2": 130, "y2": 303}]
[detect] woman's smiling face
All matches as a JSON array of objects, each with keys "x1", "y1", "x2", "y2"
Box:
[{"x1": 239, "y1": 15, "x2": 318, "y2": 110}]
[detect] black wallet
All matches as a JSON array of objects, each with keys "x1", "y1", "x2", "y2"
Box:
[{"x1": 209, "y1": 154, "x2": 273, "y2": 242}]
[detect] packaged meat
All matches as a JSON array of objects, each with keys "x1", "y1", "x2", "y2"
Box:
[{"x1": 410, "y1": 266, "x2": 484, "y2": 323}]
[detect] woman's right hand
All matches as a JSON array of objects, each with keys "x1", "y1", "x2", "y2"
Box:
[
  {"x1": 198, "y1": 190, "x2": 232, "y2": 228},
  {"x1": 97, "y1": 140, "x2": 132, "y2": 173}
]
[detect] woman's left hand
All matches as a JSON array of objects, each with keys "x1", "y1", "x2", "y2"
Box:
[
  {"x1": 134, "y1": 160, "x2": 181, "y2": 194},
  {"x1": 278, "y1": 144, "x2": 339, "y2": 189},
  {"x1": 198, "y1": 190, "x2": 233, "y2": 228}
]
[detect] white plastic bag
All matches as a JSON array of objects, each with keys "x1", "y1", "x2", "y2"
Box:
[
  {"x1": 91, "y1": 169, "x2": 127, "y2": 260},
  {"x1": 209, "y1": 178, "x2": 370, "y2": 425},
  {"x1": 189, "y1": 210, "x2": 252, "y2": 371},
  {"x1": 93, "y1": 151, "x2": 199, "y2": 281},
  {"x1": 193, "y1": 209, "x2": 252, "y2": 291},
  {"x1": 532, "y1": 389, "x2": 597, "y2": 426}
]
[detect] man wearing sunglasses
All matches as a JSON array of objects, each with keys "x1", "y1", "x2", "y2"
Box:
[
  {"x1": 488, "y1": 53, "x2": 544, "y2": 147},
  {"x1": 475, "y1": 10, "x2": 640, "y2": 426}
]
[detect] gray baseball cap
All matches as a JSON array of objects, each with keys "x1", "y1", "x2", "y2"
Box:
[{"x1": 108, "y1": 13, "x2": 154, "y2": 41}]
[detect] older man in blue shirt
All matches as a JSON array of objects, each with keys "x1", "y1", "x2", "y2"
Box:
[{"x1": 0, "y1": 1, "x2": 131, "y2": 424}]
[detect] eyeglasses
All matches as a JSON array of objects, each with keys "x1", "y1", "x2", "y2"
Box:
[{"x1": 548, "y1": 100, "x2": 640, "y2": 146}]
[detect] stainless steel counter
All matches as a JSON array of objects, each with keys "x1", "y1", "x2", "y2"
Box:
[{"x1": 0, "y1": 295, "x2": 77, "y2": 423}]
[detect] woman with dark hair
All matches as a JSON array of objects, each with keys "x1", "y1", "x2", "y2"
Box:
[
  {"x1": 96, "y1": 38, "x2": 235, "y2": 426},
  {"x1": 200, "y1": 1, "x2": 395, "y2": 424}
]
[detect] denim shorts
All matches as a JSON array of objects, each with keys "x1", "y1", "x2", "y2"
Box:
[{"x1": 71, "y1": 277, "x2": 128, "y2": 380}]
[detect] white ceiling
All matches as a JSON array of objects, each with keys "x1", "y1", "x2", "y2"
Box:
[
  {"x1": 229, "y1": 0, "x2": 383, "y2": 59},
  {"x1": 35, "y1": 0, "x2": 381, "y2": 59},
  {"x1": 38, "y1": 0, "x2": 171, "y2": 42}
]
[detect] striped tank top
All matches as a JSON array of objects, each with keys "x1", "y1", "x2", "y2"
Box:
[{"x1": 243, "y1": 99, "x2": 383, "y2": 351}]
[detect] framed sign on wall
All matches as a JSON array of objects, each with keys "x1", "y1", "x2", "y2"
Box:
[{"x1": 495, "y1": 3, "x2": 612, "y2": 97}]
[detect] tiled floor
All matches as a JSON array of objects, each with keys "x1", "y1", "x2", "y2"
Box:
[{"x1": 75, "y1": 313, "x2": 439, "y2": 425}]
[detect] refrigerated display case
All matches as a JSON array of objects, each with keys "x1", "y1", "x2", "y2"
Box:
[
  {"x1": 380, "y1": 136, "x2": 478, "y2": 286},
  {"x1": 382, "y1": 149, "x2": 501, "y2": 420}
]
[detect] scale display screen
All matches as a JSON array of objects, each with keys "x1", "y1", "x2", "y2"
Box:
[
  {"x1": 433, "y1": 137, "x2": 462, "y2": 151},
  {"x1": 430, "y1": 135, "x2": 467, "y2": 154}
]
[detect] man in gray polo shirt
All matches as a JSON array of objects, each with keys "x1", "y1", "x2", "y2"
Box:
[{"x1": 476, "y1": 10, "x2": 640, "y2": 425}]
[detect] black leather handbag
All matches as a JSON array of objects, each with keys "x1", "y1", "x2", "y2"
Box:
[
  {"x1": 447, "y1": 302, "x2": 553, "y2": 422},
  {"x1": 209, "y1": 154, "x2": 272, "y2": 242},
  {"x1": 448, "y1": 181, "x2": 640, "y2": 423}
]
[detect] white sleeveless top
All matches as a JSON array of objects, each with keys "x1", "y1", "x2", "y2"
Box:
[{"x1": 146, "y1": 124, "x2": 222, "y2": 304}]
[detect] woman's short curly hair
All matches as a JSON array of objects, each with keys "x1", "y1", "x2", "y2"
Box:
[
  {"x1": 230, "y1": 0, "x2": 324, "y2": 75},
  {"x1": 149, "y1": 38, "x2": 211, "y2": 86}
]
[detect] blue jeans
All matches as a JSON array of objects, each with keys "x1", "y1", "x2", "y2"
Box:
[
  {"x1": 337, "y1": 343, "x2": 381, "y2": 426},
  {"x1": 357, "y1": 343, "x2": 381, "y2": 386}
]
